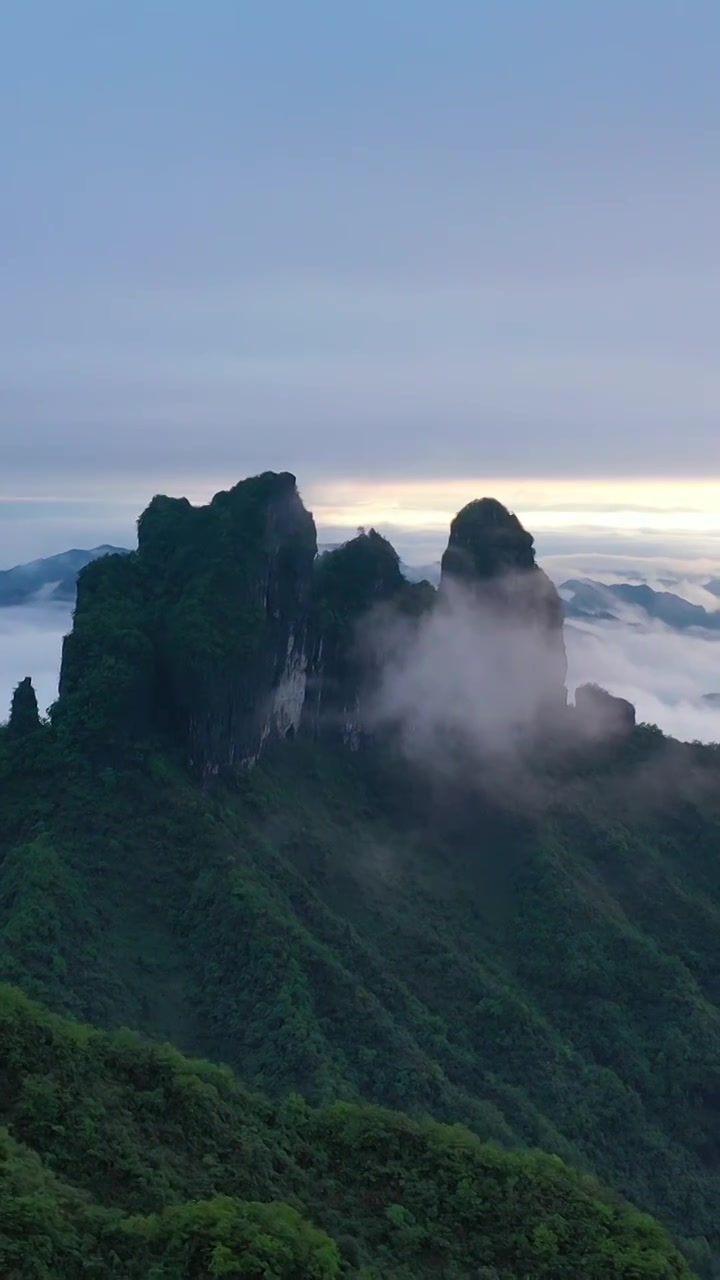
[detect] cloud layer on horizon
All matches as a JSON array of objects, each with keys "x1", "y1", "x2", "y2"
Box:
[
  {"x1": 5, "y1": 480, "x2": 720, "y2": 573},
  {"x1": 0, "y1": 604, "x2": 72, "y2": 723},
  {"x1": 3, "y1": 591, "x2": 720, "y2": 747},
  {"x1": 566, "y1": 618, "x2": 720, "y2": 744}
]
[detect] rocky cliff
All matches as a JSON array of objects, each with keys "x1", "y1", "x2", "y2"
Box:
[
  {"x1": 59, "y1": 473, "x2": 316, "y2": 772},
  {"x1": 136, "y1": 472, "x2": 317, "y2": 772},
  {"x1": 56, "y1": 476, "x2": 577, "y2": 773},
  {"x1": 440, "y1": 497, "x2": 568, "y2": 727},
  {"x1": 303, "y1": 529, "x2": 407, "y2": 746},
  {"x1": 441, "y1": 497, "x2": 538, "y2": 581},
  {"x1": 441, "y1": 499, "x2": 566, "y2": 638}
]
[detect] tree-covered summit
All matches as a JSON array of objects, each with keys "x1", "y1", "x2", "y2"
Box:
[{"x1": 441, "y1": 496, "x2": 538, "y2": 580}]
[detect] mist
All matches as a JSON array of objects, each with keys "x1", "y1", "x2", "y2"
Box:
[
  {"x1": 363, "y1": 572, "x2": 720, "y2": 773},
  {"x1": 0, "y1": 603, "x2": 72, "y2": 721},
  {"x1": 365, "y1": 578, "x2": 568, "y2": 772},
  {"x1": 2, "y1": 578, "x2": 720, "y2": 748},
  {"x1": 566, "y1": 616, "x2": 720, "y2": 744}
]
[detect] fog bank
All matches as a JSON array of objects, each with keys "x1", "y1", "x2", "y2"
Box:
[{"x1": 0, "y1": 603, "x2": 72, "y2": 720}]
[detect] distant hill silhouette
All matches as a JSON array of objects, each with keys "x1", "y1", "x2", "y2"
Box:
[
  {"x1": 561, "y1": 576, "x2": 720, "y2": 631},
  {"x1": 0, "y1": 546, "x2": 128, "y2": 606}
]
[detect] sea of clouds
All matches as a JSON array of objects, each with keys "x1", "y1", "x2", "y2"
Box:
[
  {"x1": 2, "y1": 565, "x2": 720, "y2": 745},
  {"x1": 564, "y1": 611, "x2": 720, "y2": 743},
  {"x1": 0, "y1": 602, "x2": 73, "y2": 721}
]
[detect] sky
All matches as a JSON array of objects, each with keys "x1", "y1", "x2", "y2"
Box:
[
  {"x1": 2, "y1": 0, "x2": 720, "y2": 569},
  {"x1": 2, "y1": 2, "x2": 720, "y2": 738}
]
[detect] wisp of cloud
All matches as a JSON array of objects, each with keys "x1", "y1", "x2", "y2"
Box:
[{"x1": 365, "y1": 578, "x2": 569, "y2": 774}]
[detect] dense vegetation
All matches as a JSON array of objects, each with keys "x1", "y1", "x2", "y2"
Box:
[
  {"x1": 2, "y1": 475, "x2": 720, "y2": 1276},
  {"x1": 0, "y1": 985, "x2": 693, "y2": 1277},
  {"x1": 1, "y1": 715, "x2": 720, "y2": 1275}
]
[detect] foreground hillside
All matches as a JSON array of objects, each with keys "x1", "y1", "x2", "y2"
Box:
[
  {"x1": 2, "y1": 473, "x2": 720, "y2": 1275},
  {"x1": 0, "y1": 984, "x2": 693, "y2": 1278},
  {"x1": 2, "y1": 716, "x2": 720, "y2": 1274}
]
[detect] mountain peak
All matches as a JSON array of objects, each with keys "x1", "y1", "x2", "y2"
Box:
[
  {"x1": 441, "y1": 498, "x2": 537, "y2": 583},
  {"x1": 60, "y1": 471, "x2": 317, "y2": 772},
  {"x1": 439, "y1": 497, "x2": 568, "y2": 722},
  {"x1": 55, "y1": 476, "x2": 579, "y2": 771}
]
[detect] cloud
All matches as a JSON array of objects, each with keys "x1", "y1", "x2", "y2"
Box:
[
  {"x1": 363, "y1": 569, "x2": 720, "y2": 765},
  {"x1": 0, "y1": 503, "x2": 137, "y2": 568},
  {"x1": 4, "y1": 279, "x2": 720, "y2": 490},
  {"x1": 3, "y1": 3, "x2": 720, "y2": 501},
  {"x1": 5, "y1": 476, "x2": 720, "y2": 576},
  {"x1": 3, "y1": 564, "x2": 720, "y2": 750},
  {"x1": 365, "y1": 577, "x2": 568, "y2": 775},
  {"x1": 565, "y1": 616, "x2": 720, "y2": 743},
  {"x1": 561, "y1": 573, "x2": 720, "y2": 613},
  {"x1": 0, "y1": 603, "x2": 72, "y2": 721}
]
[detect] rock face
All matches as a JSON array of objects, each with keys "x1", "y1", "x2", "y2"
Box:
[
  {"x1": 440, "y1": 498, "x2": 568, "y2": 724},
  {"x1": 58, "y1": 550, "x2": 154, "y2": 755},
  {"x1": 137, "y1": 472, "x2": 317, "y2": 773},
  {"x1": 55, "y1": 478, "x2": 576, "y2": 773},
  {"x1": 441, "y1": 498, "x2": 537, "y2": 582},
  {"x1": 304, "y1": 530, "x2": 407, "y2": 746},
  {"x1": 59, "y1": 473, "x2": 317, "y2": 773}
]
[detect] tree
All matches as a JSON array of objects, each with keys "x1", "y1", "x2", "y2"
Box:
[{"x1": 8, "y1": 677, "x2": 40, "y2": 737}]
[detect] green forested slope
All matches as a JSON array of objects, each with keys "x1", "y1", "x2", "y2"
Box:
[
  {"x1": 1, "y1": 719, "x2": 720, "y2": 1274},
  {"x1": 2, "y1": 479, "x2": 720, "y2": 1276},
  {"x1": 0, "y1": 984, "x2": 693, "y2": 1278}
]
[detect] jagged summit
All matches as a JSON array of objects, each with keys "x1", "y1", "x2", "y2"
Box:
[
  {"x1": 439, "y1": 496, "x2": 565, "y2": 665},
  {"x1": 58, "y1": 481, "x2": 424, "y2": 772},
  {"x1": 136, "y1": 470, "x2": 312, "y2": 568},
  {"x1": 59, "y1": 472, "x2": 318, "y2": 773},
  {"x1": 51, "y1": 473, "x2": 618, "y2": 773},
  {"x1": 304, "y1": 529, "x2": 409, "y2": 745},
  {"x1": 441, "y1": 497, "x2": 537, "y2": 582},
  {"x1": 440, "y1": 497, "x2": 568, "y2": 722}
]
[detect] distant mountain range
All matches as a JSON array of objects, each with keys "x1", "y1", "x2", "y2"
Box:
[
  {"x1": 560, "y1": 577, "x2": 720, "y2": 631},
  {"x1": 3, "y1": 543, "x2": 437, "y2": 609},
  {"x1": 4, "y1": 546, "x2": 720, "y2": 640},
  {"x1": 0, "y1": 546, "x2": 128, "y2": 606}
]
